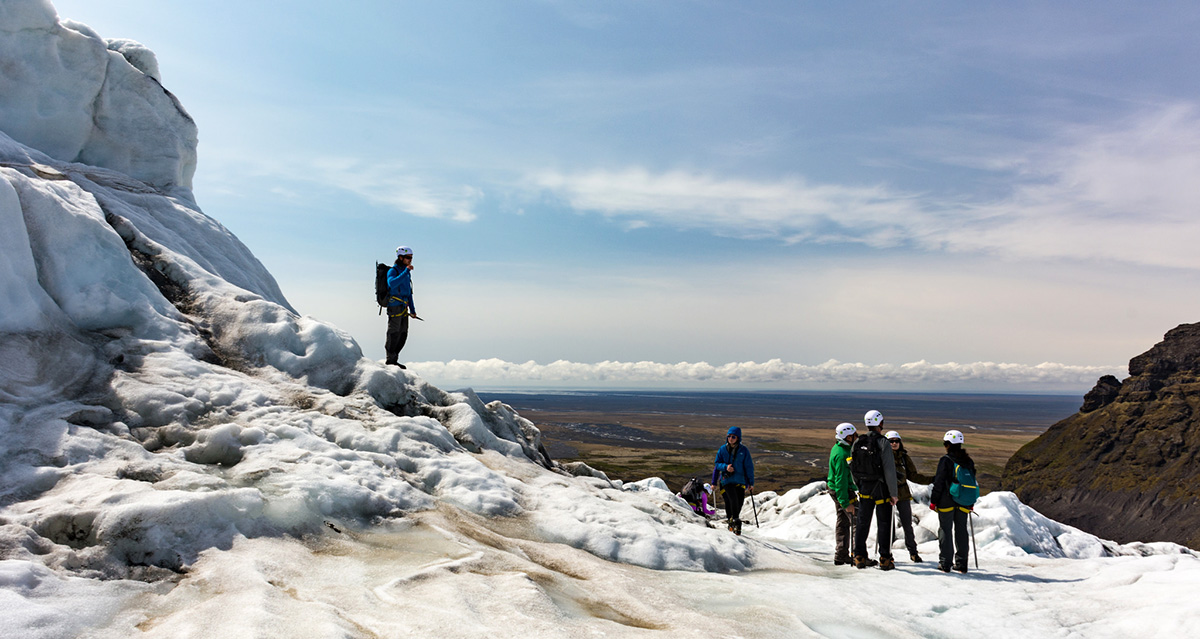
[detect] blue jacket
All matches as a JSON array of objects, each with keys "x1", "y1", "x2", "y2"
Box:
[
  {"x1": 386, "y1": 263, "x2": 415, "y2": 317},
  {"x1": 714, "y1": 442, "x2": 754, "y2": 487}
]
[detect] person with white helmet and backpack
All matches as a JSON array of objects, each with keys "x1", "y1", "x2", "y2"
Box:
[
  {"x1": 849, "y1": 409, "x2": 899, "y2": 570},
  {"x1": 827, "y1": 423, "x2": 859, "y2": 565},
  {"x1": 886, "y1": 430, "x2": 933, "y2": 562},
  {"x1": 384, "y1": 246, "x2": 421, "y2": 368},
  {"x1": 930, "y1": 429, "x2": 979, "y2": 573}
]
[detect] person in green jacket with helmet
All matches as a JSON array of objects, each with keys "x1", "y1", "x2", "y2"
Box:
[{"x1": 827, "y1": 422, "x2": 858, "y2": 565}]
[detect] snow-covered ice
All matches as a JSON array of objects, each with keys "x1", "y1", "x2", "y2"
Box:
[{"x1": 1, "y1": 1, "x2": 1199, "y2": 636}]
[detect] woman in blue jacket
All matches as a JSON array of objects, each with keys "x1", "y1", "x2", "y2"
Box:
[{"x1": 714, "y1": 426, "x2": 754, "y2": 535}]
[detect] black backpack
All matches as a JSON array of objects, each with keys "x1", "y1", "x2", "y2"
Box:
[
  {"x1": 850, "y1": 432, "x2": 885, "y2": 486},
  {"x1": 375, "y1": 262, "x2": 391, "y2": 313},
  {"x1": 680, "y1": 477, "x2": 705, "y2": 502}
]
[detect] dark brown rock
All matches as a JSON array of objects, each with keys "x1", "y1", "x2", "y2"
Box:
[
  {"x1": 1002, "y1": 322, "x2": 1200, "y2": 549},
  {"x1": 1080, "y1": 375, "x2": 1122, "y2": 413}
]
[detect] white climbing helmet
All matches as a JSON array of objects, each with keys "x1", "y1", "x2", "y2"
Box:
[
  {"x1": 836, "y1": 423, "x2": 857, "y2": 442},
  {"x1": 885, "y1": 430, "x2": 901, "y2": 441},
  {"x1": 396, "y1": 245, "x2": 413, "y2": 257},
  {"x1": 944, "y1": 430, "x2": 964, "y2": 445},
  {"x1": 864, "y1": 410, "x2": 884, "y2": 428}
]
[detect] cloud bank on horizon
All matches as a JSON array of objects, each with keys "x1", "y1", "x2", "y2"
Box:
[{"x1": 410, "y1": 357, "x2": 1124, "y2": 389}]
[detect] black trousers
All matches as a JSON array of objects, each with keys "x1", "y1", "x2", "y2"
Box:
[
  {"x1": 896, "y1": 499, "x2": 919, "y2": 555},
  {"x1": 854, "y1": 498, "x2": 893, "y2": 559},
  {"x1": 722, "y1": 483, "x2": 745, "y2": 522},
  {"x1": 385, "y1": 313, "x2": 409, "y2": 364},
  {"x1": 938, "y1": 508, "x2": 969, "y2": 567}
]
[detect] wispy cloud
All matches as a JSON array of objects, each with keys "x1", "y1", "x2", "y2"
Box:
[
  {"x1": 308, "y1": 158, "x2": 481, "y2": 223},
  {"x1": 409, "y1": 358, "x2": 1122, "y2": 388},
  {"x1": 203, "y1": 154, "x2": 482, "y2": 222},
  {"x1": 529, "y1": 105, "x2": 1200, "y2": 270},
  {"x1": 531, "y1": 167, "x2": 932, "y2": 244}
]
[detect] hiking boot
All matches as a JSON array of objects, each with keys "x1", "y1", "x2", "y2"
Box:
[
  {"x1": 910, "y1": 553, "x2": 923, "y2": 563},
  {"x1": 852, "y1": 555, "x2": 877, "y2": 569},
  {"x1": 953, "y1": 562, "x2": 968, "y2": 574},
  {"x1": 833, "y1": 555, "x2": 852, "y2": 566},
  {"x1": 937, "y1": 562, "x2": 951, "y2": 573},
  {"x1": 879, "y1": 556, "x2": 895, "y2": 571},
  {"x1": 734, "y1": 519, "x2": 742, "y2": 535}
]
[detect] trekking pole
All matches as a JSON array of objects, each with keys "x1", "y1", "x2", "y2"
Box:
[
  {"x1": 969, "y1": 510, "x2": 979, "y2": 569},
  {"x1": 964, "y1": 511, "x2": 974, "y2": 566},
  {"x1": 849, "y1": 507, "x2": 856, "y2": 555},
  {"x1": 749, "y1": 487, "x2": 760, "y2": 527}
]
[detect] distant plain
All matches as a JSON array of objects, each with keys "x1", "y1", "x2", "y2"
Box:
[{"x1": 480, "y1": 391, "x2": 1082, "y2": 495}]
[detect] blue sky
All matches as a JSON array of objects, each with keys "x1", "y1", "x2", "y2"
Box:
[{"x1": 51, "y1": 1, "x2": 1200, "y2": 390}]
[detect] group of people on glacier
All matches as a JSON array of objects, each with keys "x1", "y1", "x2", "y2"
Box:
[
  {"x1": 382, "y1": 244, "x2": 979, "y2": 573},
  {"x1": 686, "y1": 410, "x2": 978, "y2": 574},
  {"x1": 827, "y1": 409, "x2": 979, "y2": 573}
]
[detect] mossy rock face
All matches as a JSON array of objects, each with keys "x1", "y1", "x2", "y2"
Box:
[{"x1": 1002, "y1": 322, "x2": 1200, "y2": 549}]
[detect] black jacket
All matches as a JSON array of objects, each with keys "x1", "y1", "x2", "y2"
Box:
[
  {"x1": 931, "y1": 453, "x2": 976, "y2": 509},
  {"x1": 851, "y1": 431, "x2": 898, "y2": 501}
]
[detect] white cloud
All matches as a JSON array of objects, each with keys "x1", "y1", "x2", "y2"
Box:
[
  {"x1": 931, "y1": 104, "x2": 1200, "y2": 268},
  {"x1": 203, "y1": 154, "x2": 481, "y2": 222},
  {"x1": 530, "y1": 105, "x2": 1200, "y2": 270},
  {"x1": 304, "y1": 158, "x2": 482, "y2": 223},
  {"x1": 531, "y1": 167, "x2": 932, "y2": 243},
  {"x1": 408, "y1": 358, "x2": 1123, "y2": 388}
]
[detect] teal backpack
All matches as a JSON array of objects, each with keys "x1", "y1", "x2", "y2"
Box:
[{"x1": 948, "y1": 461, "x2": 979, "y2": 506}]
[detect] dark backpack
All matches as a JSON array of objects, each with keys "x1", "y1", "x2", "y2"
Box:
[
  {"x1": 680, "y1": 477, "x2": 705, "y2": 502},
  {"x1": 850, "y1": 432, "x2": 885, "y2": 486},
  {"x1": 375, "y1": 262, "x2": 391, "y2": 312},
  {"x1": 949, "y1": 461, "x2": 980, "y2": 506}
]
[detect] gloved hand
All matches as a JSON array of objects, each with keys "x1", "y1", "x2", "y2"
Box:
[{"x1": 929, "y1": 503, "x2": 937, "y2": 511}]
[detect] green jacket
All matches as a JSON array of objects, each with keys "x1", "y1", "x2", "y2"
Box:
[
  {"x1": 827, "y1": 440, "x2": 857, "y2": 509},
  {"x1": 893, "y1": 447, "x2": 933, "y2": 501}
]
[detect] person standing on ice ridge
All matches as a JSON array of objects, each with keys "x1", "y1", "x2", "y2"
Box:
[
  {"x1": 714, "y1": 426, "x2": 754, "y2": 535},
  {"x1": 930, "y1": 429, "x2": 977, "y2": 573},
  {"x1": 850, "y1": 409, "x2": 899, "y2": 570},
  {"x1": 887, "y1": 430, "x2": 933, "y2": 563},
  {"x1": 385, "y1": 246, "x2": 420, "y2": 368},
  {"x1": 827, "y1": 422, "x2": 858, "y2": 566}
]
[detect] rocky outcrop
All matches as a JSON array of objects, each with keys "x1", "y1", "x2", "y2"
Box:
[{"x1": 1002, "y1": 323, "x2": 1200, "y2": 549}]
